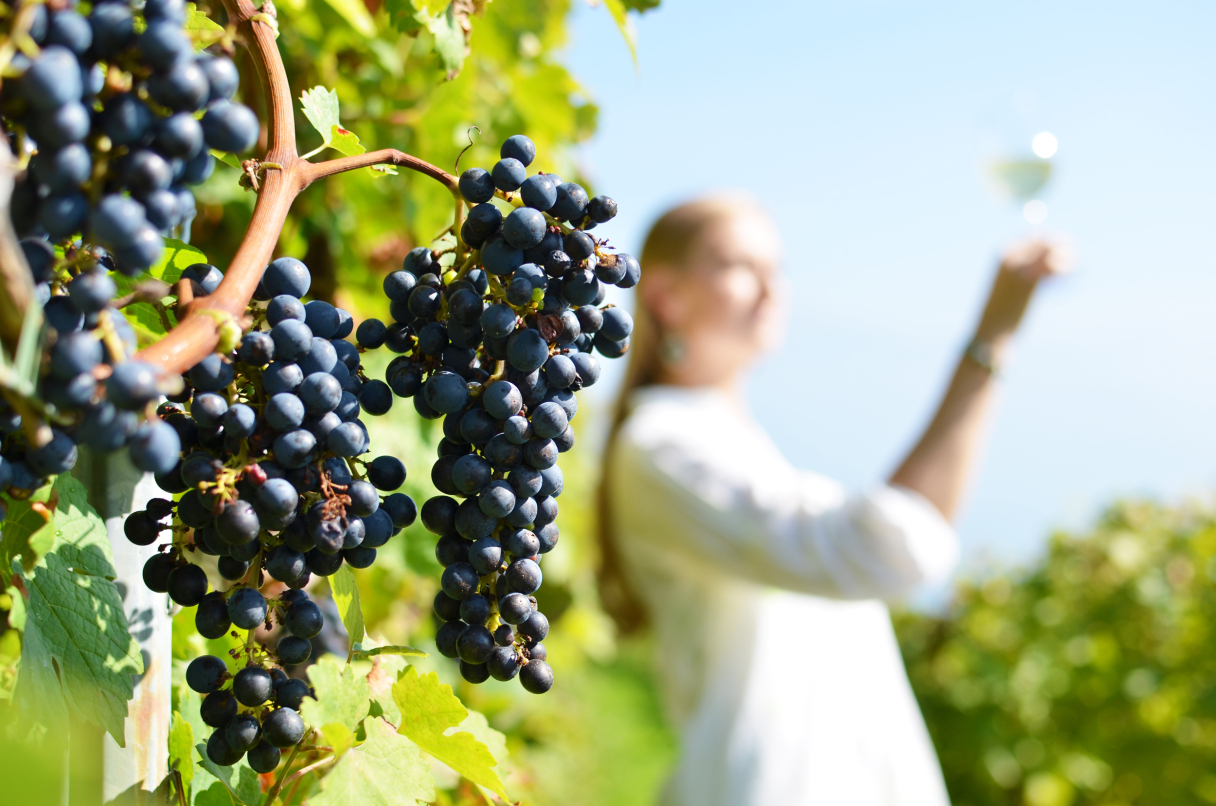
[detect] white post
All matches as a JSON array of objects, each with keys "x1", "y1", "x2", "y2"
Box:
[{"x1": 76, "y1": 447, "x2": 172, "y2": 802}]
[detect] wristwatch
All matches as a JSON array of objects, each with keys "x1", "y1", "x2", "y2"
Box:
[{"x1": 964, "y1": 338, "x2": 1000, "y2": 376}]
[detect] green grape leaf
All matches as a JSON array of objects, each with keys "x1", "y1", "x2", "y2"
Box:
[
  {"x1": 299, "y1": 654, "x2": 370, "y2": 731},
  {"x1": 195, "y1": 742, "x2": 260, "y2": 805},
  {"x1": 298, "y1": 87, "x2": 394, "y2": 176},
  {"x1": 12, "y1": 475, "x2": 143, "y2": 746},
  {"x1": 428, "y1": 4, "x2": 468, "y2": 76},
  {"x1": 114, "y1": 238, "x2": 204, "y2": 342},
  {"x1": 601, "y1": 0, "x2": 638, "y2": 65},
  {"x1": 169, "y1": 711, "x2": 195, "y2": 797},
  {"x1": 184, "y1": 3, "x2": 225, "y2": 47},
  {"x1": 211, "y1": 149, "x2": 242, "y2": 169},
  {"x1": 328, "y1": 564, "x2": 365, "y2": 646},
  {"x1": 351, "y1": 643, "x2": 427, "y2": 661},
  {"x1": 11, "y1": 295, "x2": 45, "y2": 396},
  {"x1": 300, "y1": 86, "x2": 342, "y2": 149},
  {"x1": 318, "y1": 0, "x2": 377, "y2": 37},
  {"x1": 0, "y1": 482, "x2": 55, "y2": 577},
  {"x1": 309, "y1": 717, "x2": 435, "y2": 806},
  {"x1": 383, "y1": 0, "x2": 431, "y2": 33},
  {"x1": 7, "y1": 615, "x2": 69, "y2": 744},
  {"x1": 391, "y1": 666, "x2": 509, "y2": 800}
]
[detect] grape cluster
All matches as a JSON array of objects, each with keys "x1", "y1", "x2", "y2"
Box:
[
  {"x1": 121, "y1": 257, "x2": 417, "y2": 767},
  {"x1": 4, "y1": 0, "x2": 259, "y2": 272},
  {"x1": 185, "y1": 652, "x2": 308, "y2": 773},
  {"x1": 0, "y1": 242, "x2": 195, "y2": 516},
  {"x1": 357, "y1": 133, "x2": 638, "y2": 694}
]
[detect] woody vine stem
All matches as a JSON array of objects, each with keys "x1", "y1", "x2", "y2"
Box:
[{"x1": 127, "y1": 0, "x2": 463, "y2": 378}]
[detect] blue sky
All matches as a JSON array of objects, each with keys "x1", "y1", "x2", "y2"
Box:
[{"x1": 564, "y1": 0, "x2": 1216, "y2": 568}]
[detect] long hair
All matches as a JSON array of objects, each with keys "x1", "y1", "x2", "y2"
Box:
[{"x1": 596, "y1": 195, "x2": 764, "y2": 634}]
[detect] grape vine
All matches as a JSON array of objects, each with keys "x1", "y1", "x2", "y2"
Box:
[{"x1": 0, "y1": 0, "x2": 638, "y2": 796}]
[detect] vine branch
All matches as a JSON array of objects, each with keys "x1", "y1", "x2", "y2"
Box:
[{"x1": 131, "y1": 0, "x2": 457, "y2": 378}]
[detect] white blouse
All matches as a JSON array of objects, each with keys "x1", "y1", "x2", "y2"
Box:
[{"x1": 608, "y1": 385, "x2": 958, "y2": 806}]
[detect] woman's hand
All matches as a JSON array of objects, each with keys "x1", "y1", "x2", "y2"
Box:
[{"x1": 975, "y1": 238, "x2": 1075, "y2": 343}]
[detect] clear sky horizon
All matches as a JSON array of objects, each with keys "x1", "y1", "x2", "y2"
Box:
[{"x1": 563, "y1": 0, "x2": 1216, "y2": 572}]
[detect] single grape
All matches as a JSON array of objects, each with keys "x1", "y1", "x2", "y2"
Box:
[
  {"x1": 227, "y1": 587, "x2": 268, "y2": 630},
  {"x1": 247, "y1": 740, "x2": 281, "y2": 774},
  {"x1": 519, "y1": 174, "x2": 557, "y2": 211},
  {"x1": 225, "y1": 713, "x2": 261, "y2": 753},
  {"x1": 492, "y1": 158, "x2": 527, "y2": 192},
  {"x1": 216, "y1": 500, "x2": 260, "y2": 544},
  {"x1": 500, "y1": 135, "x2": 536, "y2": 166},
  {"x1": 277, "y1": 636, "x2": 312, "y2": 665},
  {"x1": 482, "y1": 235, "x2": 524, "y2": 276},
  {"x1": 487, "y1": 646, "x2": 521, "y2": 681},
  {"x1": 502, "y1": 207, "x2": 547, "y2": 250},
  {"x1": 201, "y1": 55, "x2": 240, "y2": 102},
  {"x1": 202, "y1": 100, "x2": 260, "y2": 153},
  {"x1": 435, "y1": 621, "x2": 463, "y2": 658},
  {"x1": 167, "y1": 564, "x2": 209, "y2": 606},
  {"x1": 468, "y1": 537, "x2": 504, "y2": 575},
  {"x1": 359, "y1": 379, "x2": 393, "y2": 416},
  {"x1": 262, "y1": 707, "x2": 305, "y2": 748},
  {"x1": 186, "y1": 655, "x2": 228, "y2": 693},
  {"x1": 440, "y1": 562, "x2": 480, "y2": 600},
  {"x1": 142, "y1": 554, "x2": 176, "y2": 593},
  {"x1": 356, "y1": 318, "x2": 387, "y2": 349},
  {"x1": 124, "y1": 512, "x2": 163, "y2": 546},
  {"x1": 519, "y1": 659, "x2": 554, "y2": 693},
  {"x1": 200, "y1": 689, "x2": 238, "y2": 728},
  {"x1": 459, "y1": 168, "x2": 496, "y2": 204},
  {"x1": 196, "y1": 592, "x2": 233, "y2": 639},
  {"x1": 232, "y1": 666, "x2": 273, "y2": 707},
  {"x1": 457, "y1": 624, "x2": 496, "y2": 664},
  {"x1": 498, "y1": 593, "x2": 533, "y2": 626},
  {"x1": 206, "y1": 728, "x2": 243, "y2": 766},
  {"x1": 284, "y1": 599, "x2": 324, "y2": 639},
  {"x1": 550, "y1": 183, "x2": 589, "y2": 222}
]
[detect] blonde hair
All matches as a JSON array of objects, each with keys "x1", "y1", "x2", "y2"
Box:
[{"x1": 595, "y1": 195, "x2": 767, "y2": 634}]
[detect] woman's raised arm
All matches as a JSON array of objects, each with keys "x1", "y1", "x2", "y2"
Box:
[{"x1": 889, "y1": 239, "x2": 1074, "y2": 519}]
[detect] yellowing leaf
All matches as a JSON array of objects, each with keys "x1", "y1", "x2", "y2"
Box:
[
  {"x1": 319, "y1": 0, "x2": 377, "y2": 37},
  {"x1": 391, "y1": 666, "x2": 509, "y2": 801},
  {"x1": 299, "y1": 654, "x2": 370, "y2": 731},
  {"x1": 328, "y1": 564, "x2": 366, "y2": 647},
  {"x1": 322, "y1": 721, "x2": 356, "y2": 758},
  {"x1": 211, "y1": 149, "x2": 242, "y2": 169},
  {"x1": 601, "y1": 0, "x2": 638, "y2": 65},
  {"x1": 169, "y1": 711, "x2": 194, "y2": 796},
  {"x1": 328, "y1": 125, "x2": 365, "y2": 158},
  {"x1": 183, "y1": 2, "x2": 226, "y2": 47},
  {"x1": 309, "y1": 718, "x2": 434, "y2": 806},
  {"x1": 0, "y1": 482, "x2": 55, "y2": 575}
]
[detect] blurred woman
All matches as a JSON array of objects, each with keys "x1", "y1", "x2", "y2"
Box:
[{"x1": 599, "y1": 196, "x2": 1069, "y2": 806}]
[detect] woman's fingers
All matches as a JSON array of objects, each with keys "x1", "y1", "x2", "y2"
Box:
[{"x1": 1000, "y1": 236, "x2": 1077, "y2": 281}]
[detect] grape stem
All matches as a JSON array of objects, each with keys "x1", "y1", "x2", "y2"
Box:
[
  {"x1": 128, "y1": 0, "x2": 459, "y2": 379},
  {"x1": 277, "y1": 753, "x2": 337, "y2": 787}
]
